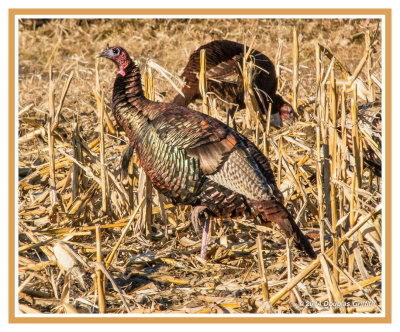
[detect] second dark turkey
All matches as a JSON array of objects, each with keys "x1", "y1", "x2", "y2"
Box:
[{"x1": 173, "y1": 39, "x2": 295, "y2": 129}]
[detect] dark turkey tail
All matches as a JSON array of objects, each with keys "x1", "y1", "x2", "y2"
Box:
[{"x1": 252, "y1": 200, "x2": 317, "y2": 259}]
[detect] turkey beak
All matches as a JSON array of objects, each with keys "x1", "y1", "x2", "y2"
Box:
[
  {"x1": 97, "y1": 49, "x2": 110, "y2": 59},
  {"x1": 269, "y1": 112, "x2": 283, "y2": 128}
]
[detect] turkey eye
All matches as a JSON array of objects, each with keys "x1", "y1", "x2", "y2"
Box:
[{"x1": 113, "y1": 49, "x2": 119, "y2": 55}]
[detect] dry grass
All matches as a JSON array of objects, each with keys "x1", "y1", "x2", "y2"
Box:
[{"x1": 18, "y1": 18, "x2": 382, "y2": 314}]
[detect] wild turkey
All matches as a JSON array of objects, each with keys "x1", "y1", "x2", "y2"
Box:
[
  {"x1": 355, "y1": 100, "x2": 381, "y2": 177},
  {"x1": 340, "y1": 101, "x2": 381, "y2": 177},
  {"x1": 173, "y1": 39, "x2": 295, "y2": 129},
  {"x1": 99, "y1": 46, "x2": 316, "y2": 260}
]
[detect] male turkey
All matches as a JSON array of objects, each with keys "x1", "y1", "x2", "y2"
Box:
[
  {"x1": 173, "y1": 39, "x2": 295, "y2": 129},
  {"x1": 99, "y1": 46, "x2": 316, "y2": 260}
]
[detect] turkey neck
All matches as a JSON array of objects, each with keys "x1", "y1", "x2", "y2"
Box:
[{"x1": 111, "y1": 60, "x2": 149, "y2": 141}]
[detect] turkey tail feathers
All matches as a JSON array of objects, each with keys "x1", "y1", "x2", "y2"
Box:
[{"x1": 252, "y1": 200, "x2": 317, "y2": 259}]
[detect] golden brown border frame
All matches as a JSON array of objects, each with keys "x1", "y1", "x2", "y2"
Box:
[{"x1": 9, "y1": 8, "x2": 392, "y2": 324}]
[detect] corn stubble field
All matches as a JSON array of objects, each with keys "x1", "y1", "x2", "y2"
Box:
[{"x1": 18, "y1": 18, "x2": 382, "y2": 314}]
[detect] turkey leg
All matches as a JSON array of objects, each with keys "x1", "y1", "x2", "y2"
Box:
[
  {"x1": 191, "y1": 206, "x2": 209, "y2": 259},
  {"x1": 227, "y1": 106, "x2": 238, "y2": 131},
  {"x1": 200, "y1": 218, "x2": 210, "y2": 259}
]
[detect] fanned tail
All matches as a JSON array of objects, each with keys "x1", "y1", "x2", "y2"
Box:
[{"x1": 251, "y1": 200, "x2": 317, "y2": 259}]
